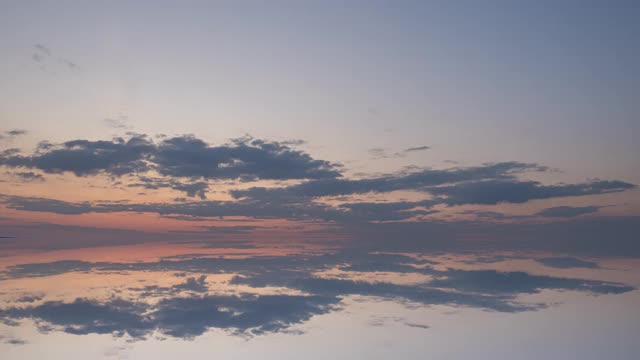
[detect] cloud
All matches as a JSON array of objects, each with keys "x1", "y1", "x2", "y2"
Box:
[
  {"x1": 536, "y1": 205, "x2": 603, "y2": 218},
  {"x1": 404, "y1": 146, "x2": 430, "y2": 152},
  {"x1": 0, "y1": 130, "x2": 28, "y2": 142},
  {"x1": 0, "y1": 135, "x2": 155, "y2": 176},
  {"x1": 337, "y1": 201, "x2": 438, "y2": 221},
  {"x1": 457, "y1": 210, "x2": 516, "y2": 220},
  {"x1": 0, "y1": 196, "x2": 96, "y2": 215},
  {"x1": 128, "y1": 176, "x2": 209, "y2": 199},
  {"x1": 102, "y1": 116, "x2": 131, "y2": 130},
  {"x1": 34, "y1": 44, "x2": 51, "y2": 56},
  {"x1": 425, "y1": 269, "x2": 629, "y2": 294},
  {"x1": 171, "y1": 275, "x2": 209, "y2": 293},
  {"x1": 354, "y1": 216, "x2": 640, "y2": 257},
  {"x1": 0, "y1": 134, "x2": 340, "y2": 181},
  {"x1": 232, "y1": 162, "x2": 549, "y2": 199},
  {"x1": 32, "y1": 53, "x2": 45, "y2": 63},
  {"x1": 0, "y1": 134, "x2": 636, "y2": 227},
  {"x1": 154, "y1": 294, "x2": 337, "y2": 337},
  {"x1": 535, "y1": 257, "x2": 599, "y2": 269},
  {"x1": 196, "y1": 225, "x2": 264, "y2": 235},
  {"x1": 128, "y1": 275, "x2": 211, "y2": 296},
  {"x1": 4, "y1": 338, "x2": 28, "y2": 345},
  {"x1": 427, "y1": 180, "x2": 635, "y2": 205},
  {"x1": 15, "y1": 294, "x2": 45, "y2": 303},
  {"x1": 5, "y1": 130, "x2": 27, "y2": 137},
  {"x1": 31, "y1": 44, "x2": 79, "y2": 72},
  {"x1": 0, "y1": 192, "x2": 440, "y2": 223},
  {"x1": 0, "y1": 250, "x2": 633, "y2": 340},
  {"x1": 0, "y1": 298, "x2": 152, "y2": 337},
  {"x1": 0, "y1": 294, "x2": 338, "y2": 338},
  {"x1": 152, "y1": 135, "x2": 340, "y2": 180},
  {"x1": 368, "y1": 148, "x2": 404, "y2": 159},
  {"x1": 60, "y1": 59, "x2": 78, "y2": 70},
  {"x1": 2, "y1": 253, "x2": 434, "y2": 280},
  {"x1": 262, "y1": 274, "x2": 617, "y2": 312},
  {"x1": 404, "y1": 322, "x2": 430, "y2": 329},
  {"x1": 10, "y1": 171, "x2": 45, "y2": 182}
]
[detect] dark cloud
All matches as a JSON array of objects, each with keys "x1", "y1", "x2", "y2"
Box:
[
  {"x1": 337, "y1": 201, "x2": 438, "y2": 221},
  {"x1": 338, "y1": 262, "x2": 435, "y2": 274},
  {"x1": 0, "y1": 193, "x2": 401, "y2": 223},
  {"x1": 231, "y1": 162, "x2": 549, "y2": 199},
  {"x1": 10, "y1": 171, "x2": 45, "y2": 182},
  {"x1": 280, "y1": 139, "x2": 307, "y2": 146},
  {"x1": 0, "y1": 135, "x2": 154, "y2": 176},
  {"x1": 0, "y1": 298, "x2": 152, "y2": 337},
  {"x1": 15, "y1": 294, "x2": 45, "y2": 303},
  {"x1": 457, "y1": 210, "x2": 518, "y2": 220},
  {"x1": 128, "y1": 176, "x2": 209, "y2": 199},
  {"x1": 128, "y1": 275, "x2": 210, "y2": 296},
  {"x1": 2, "y1": 251, "x2": 633, "y2": 340},
  {"x1": 0, "y1": 221, "x2": 198, "y2": 251},
  {"x1": 0, "y1": 294, "x2": 338, "y2": 338},
  {"x1": 0, "y1": 196, "x2": 95, "y2": 215},
  {"x1": 237, "y1": 263, "x2": 632, "y2": 311},
  {"x1": 404, "y1": 322, "x2": 430, "y2": 329},
  {"x1": 354, "y1": 216, "x2": 640, "y2": 257},
  {"x1": 2, "y1": 196, "x2": 640, "y2": 256},
  {"x1": 425, "y1": 269, "x2": 629, "y2": 294},
  {"x1": 536, "y1": 205, "x2": 603, "y2": 218},
  {"x1": 0, "y1": 130, "x2": 28, "y2": 143},
  {"x1": 0, "y1": 251, "x2": 633, "y2": 340},
  {"x1": 0, "y1": 134, "x2": 340, "y2": 181},
  {"x1": 3, "y1": 260, "x2": 97, "y2": 278},
  {"x1": 427, "y1": 180, "x2": 635, "y2": 205},
  {"x1": 171, "y1": 275, "x2": 209, "y2": 293},
  {"x1": 196, "y1": 225, "x2": 264, "y2": 235},
  {"x1": 4, "y1": 338, "x2": 28, "y2": 345},
  {"x1": 460, "y1": 255, "x2": 525, "y2": 265},
  {"x1": 535, "y1": 257, "x2": 599, "y2": 269},
  {"x1": 152, "y1": 135, "x2": 340, "y2": 180},
  {"x1": 5, "y1": 130, "x2": 27, "y2": 137},
  {"x1": 0, "y1": 134, "x2": 636, "y2": 233},
  {"x1": 285, "y1": 277, "x2": 538, "y2": 312},
  {"x1": 404, "y1": 146, "x2": 430, "y2": 152},
  {"x1": 154, "y1": 294, "x2": 337, "y2": 337},
  {"x1": 169, "y1": 181, "x2": 209, "y2": 199}
]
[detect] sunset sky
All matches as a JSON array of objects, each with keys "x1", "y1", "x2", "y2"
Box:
[{"x1": 1, "y1": 2, "x2": 639, "y2": 359}]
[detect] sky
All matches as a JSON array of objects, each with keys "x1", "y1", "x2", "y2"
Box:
[{"x1": 0, "y1": 1, "x2": 639, "y2": 359}]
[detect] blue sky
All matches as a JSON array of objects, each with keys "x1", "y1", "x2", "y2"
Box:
[{"x1": 1, "y1": 1, "x2": 638, "y2": 182}]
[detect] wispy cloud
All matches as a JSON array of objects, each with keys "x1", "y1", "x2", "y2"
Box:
[
  {"x1": 404, "y1": 145, "x2": 430, "y2": 152},
  {"x1": 536, "y1": 205, "x2": 604, "y2": 218},
  {"x1": 30, "y1": 44, "x2": 79, "y2": 71}
]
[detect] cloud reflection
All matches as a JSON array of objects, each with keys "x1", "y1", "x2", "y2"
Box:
[{"x1": 0, "y1": 251, "x2": 634, "y2": 340}]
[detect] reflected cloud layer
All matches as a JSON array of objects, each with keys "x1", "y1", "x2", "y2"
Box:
[{"x1": 1, "y1": 249, "x2": 636, "y2": 342}]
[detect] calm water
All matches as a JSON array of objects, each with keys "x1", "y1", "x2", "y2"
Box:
[{"x1": 1, "y1": 243, "x2": 638, "y2": 359}]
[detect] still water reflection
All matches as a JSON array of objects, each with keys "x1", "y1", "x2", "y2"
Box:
[{"x1": 1, "y1": 244, "x2": 639, "y2": 359}]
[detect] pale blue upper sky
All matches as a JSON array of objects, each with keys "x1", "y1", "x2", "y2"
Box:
[{"x1": 1, "y1": 0, "x2": 638, "y2": 183}]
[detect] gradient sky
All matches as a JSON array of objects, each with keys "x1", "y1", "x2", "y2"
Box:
[
  {"x1": 1, "y1": 1, "x2": 639, "y2": 179},
  {"x1": 0, "y1": 2, "x2": 639, "y2": 359}
]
